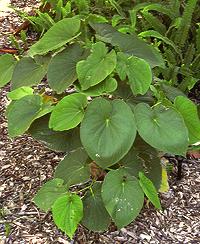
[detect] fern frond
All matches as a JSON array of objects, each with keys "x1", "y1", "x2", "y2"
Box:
[
  {"x1": 174, "y1": 0, "x2": 198, "y2": 49},
  {"x1": 141, "y1": 10, "x2": 166, "y2": 35}
]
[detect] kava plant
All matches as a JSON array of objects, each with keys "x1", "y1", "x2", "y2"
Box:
[{"x1": 0, "y1": 0, "x2": 200, "y2": 239}]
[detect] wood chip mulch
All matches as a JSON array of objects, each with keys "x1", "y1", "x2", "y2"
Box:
[{"x1": 0, "y1": 1, "x2": 200, "y2": 243}]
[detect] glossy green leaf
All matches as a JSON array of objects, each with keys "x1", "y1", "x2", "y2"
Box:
[
  {"x1": 0, "y1": 54, "x2": 16, "y2": 88},
  {"x1": 28, "y1": 115, "x2": 82, "y2": 152},
  {"x1": 7, "y1": 86, "x2": 33, "y2": 100},
  {"x1": 49, "y1": 93, "x2": 88, "y2": 131},
  {"x1": 102, "y1": 168, "x2": 144, "y2": 228},
  {"x1": 139, "y1": 172, "x2": 162, "y2": 210},
  {"x1": 76, "y1": 42, "x2": 116, "y2": 90},
  {"x1": 33, "y1": 178, "x2": 67, "y2": 212},
  {"x1": 90, "y1": 23, "x2": 165, "y2": 68},
  {"x1": 52, "y1": 193, "x2": 83, "y2": 239},
  {"x1": 82, "y1": 182, "x2": 110, "y2": 231},
  {"x1": 134, "y1": 103, "x2": 188, "y2": 155},
  {"x1": 80, "y1": 98, "x2": 136, "y2": 168},
  {"x1": 11, "y1": 57, "x2": 47, "y2": 89},
  {"x1": 76, "y1": 77, "x2": 118, "y2": 96},
  {"x1": 7, "y1": 95, "x2": 42, "y2": 138},
  {"x1": 175, "y1": 96, "x2": 200, "y2": 144},
  {"x1": 116, "y1": 52, "x2": 152, "y2": 95},
  {"x1": 55, "y1": 148, "x2": 90, "y2": 186},
  {"x1": 29, "y1": 17, "x2": 80, "y2": 56},
  {"x1": 47, "y1": 44, "x2": 86, "y2": 93}
]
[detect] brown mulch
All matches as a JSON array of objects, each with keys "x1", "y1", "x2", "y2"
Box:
[{"x1": 0, "y1": 1, "x2": 200, "y2": 243}]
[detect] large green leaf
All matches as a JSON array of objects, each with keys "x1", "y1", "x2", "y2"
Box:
[
  {"x1": 116, "y1": 52, "x2": 152, "y2": 95},
  {"x1": 49, "y1": 93, "x2": 88, "y2": 131},
  {"x1": 160, "y1": 83, "x2": 186, "y2": 102},
  {"x1": 55, "y1": 148, "x2": 90, "y2": 186},
  {"x1": 76, "y1": 42, "x2": 116, "y2": 90},
  {"x1": 7, "y1": 95, "x2": 42, "y2": 138},
  {"x1": 175, "y1": 96, "x2": 200, "y2": 144},
  {"x1": 47, "y1": 44, "x2": 86, "y2": 93},
  {"x1": 90, "y1": 23, "x2": 165, "y2": 68},
  {"x1": 120, "y1": 139, "x2": 162, "y2": 190},
  {"x1": 76, "y1": 77, "x2": 118, "y2": 96},
  {"x1": 28, "y1": 115, "x2": 82, "y2": 152},
  {"x1": 7, "y1": 87, "x2": 33, "y2": 100},
  {"x1": 0, "y1": 54, "x2": 16, "y2": 88},
  {"x1": 82, "y1": 182, "x2": 110, "y2": 231},
  {"x1": 80, "y1": 98, "x2": 136, "y2": 168},
  {"x1": 33, "y1": 178, "x2": 67, "y2": 212},
  {"x1": 134, "y1": 103, "x2": 189, "y2": 155},
  {"x1": 102, "y1": 168, "x2": 144, "y2": 228},
  {"x1": 29, "y1": 17, "x2": 81, "y2": 56},
  {"x1": 52, "y1": 193, "x2": 83, "y2": 239},
  {"x1": 11, "y1": 57, "x2": 47, "y2": 89},
  {"x1": 139, "y1": 172, "x2": 162, "y2": 210}
]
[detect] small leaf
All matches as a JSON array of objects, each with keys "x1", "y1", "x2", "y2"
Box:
[
  {"x1": 77, "y1": 42, "x2": 116, "y2": 90},
  {"x1": 55, "y1": 148, "x2": 90, "y2": 186},
  {"x1": 76, "y1": 77, "x2": 118, "y2": 96},
  {"x1": 82, "y1": 182, "x2": 110, "y2": 231},
  {"x1": 47, "y1": 44, "x2": 86, "y2": 93},
  {"x1": 52, "y1": 193, "x2": 83, "y2": 239},
  {"x1": 134, "y1": 103, "x2": 189, "y2": 155},
  {"x1": 175, "y1": 96, "x2": 200, "y2": 144},
  {"x1": 139, "y1": 172, "x2": 162, "y2": 210},
  {"x1": 80, "y1": 98, "x2": 136, "y2": 168},
  {"x1": 7, "y1": 86, "x2": 33, "y2": 100},
  {"x1": 159, "y1": 167, "x2": 169, "y2": 193},
  {"x1": 29, "y1": 17, "x2": 80, "y2": 56},
  {"x1": 102, "y1": 168, "x2": 144, "y2": 228},
  {"x1": 28, "y1": 115, "x2": 82, "y2": 152},
  {"x1": 49, "y1": 93, "x2": 88, "y2": 131},
  {"x1": 11, "y1": 57, "x2": 47, "y2": 89},
  {"x1": 7, "y1": 95, "x2": 42, "y2": 137},
  {"x1": 0, "y1": 54, "x2": 16, "y2": 88},
  {"x1": 116, "y1": 52, "x2": 152, "y2": 95},
  {"x1": 33, "y1": 178, "x2": 67, "y2": 212}
]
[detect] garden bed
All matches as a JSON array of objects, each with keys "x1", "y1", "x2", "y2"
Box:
[{"x1": 0, "y1": 1, "x2": 200, "y2": 243}]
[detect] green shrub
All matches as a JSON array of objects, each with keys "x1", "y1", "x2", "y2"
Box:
[{"x1": 1, "y1": 0, "x2": 200, "y2": 239}]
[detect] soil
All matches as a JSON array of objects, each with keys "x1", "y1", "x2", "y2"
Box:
[{"x1": 0, "y1": 1, "x2": 200, "y2": 243}]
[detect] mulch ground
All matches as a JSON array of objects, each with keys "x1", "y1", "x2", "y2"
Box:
[{"x1": 0, "y1": 1, "x2": 200, "y2": 243}]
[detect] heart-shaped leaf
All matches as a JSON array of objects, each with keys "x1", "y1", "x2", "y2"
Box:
[
  {"x1": 134, "y1": 103, "x2": 188, "y2": 155},
  {"x1": 76, "y1": 42, "x2": 116, "y2": 90},
  {"x1": 28, "y1": 115, "x2": 82, "y2": 152},
  {"x1": 52, "y1": 193, "x2": 83, "y2": 239},
  {"x1": 139, "y1": 172, "x2": 162, "y2": 210},
  {"x1": 7, "y1": 95, "x2": 42, "y2": 138},
  {"x1": 0, "y1": 54, "x2": 16, "y2": 88},
  {"x1": 82, "y1": 182, "x2": 110, "y2": 231},
  {"x1": 11, "y1": 57, "x2": 48, "y2": 89},
  {"x1": 175, "y1": 96, "x2": 200, "y2": 144},
  {"x1": 102, "y1": 168, "x2": 144, "y2": 228},
  {"x1": 47, "y1": 44, "x2": 86, "y2": 93},
  {"x1": 76, "y1": 77, "x2": 118, "y2": 96},
  {"x1": 90, "y1": 23, "x2": 165, "y2": 68},
  {"x1": 29, "y1": 17, "x2": 80, "y2": 56},
  {"x1": 33, "y1": 178, "x2": 67, "y2": 212},
  {"x1": 80, "y1": 98, "x2": 136, "y2": 168},
  {"x1": 116, "y1": 52, "x2": 152, "y2": 95},
  {"x1": 49, "y1": 93, "x2": 88, "y2": 131},
  {"x1": 7, "y1": 87, "x2": 33, "y2": 100},
  {"x1": 55, "y1": 148, "x2": 90, "y2": 186}
]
